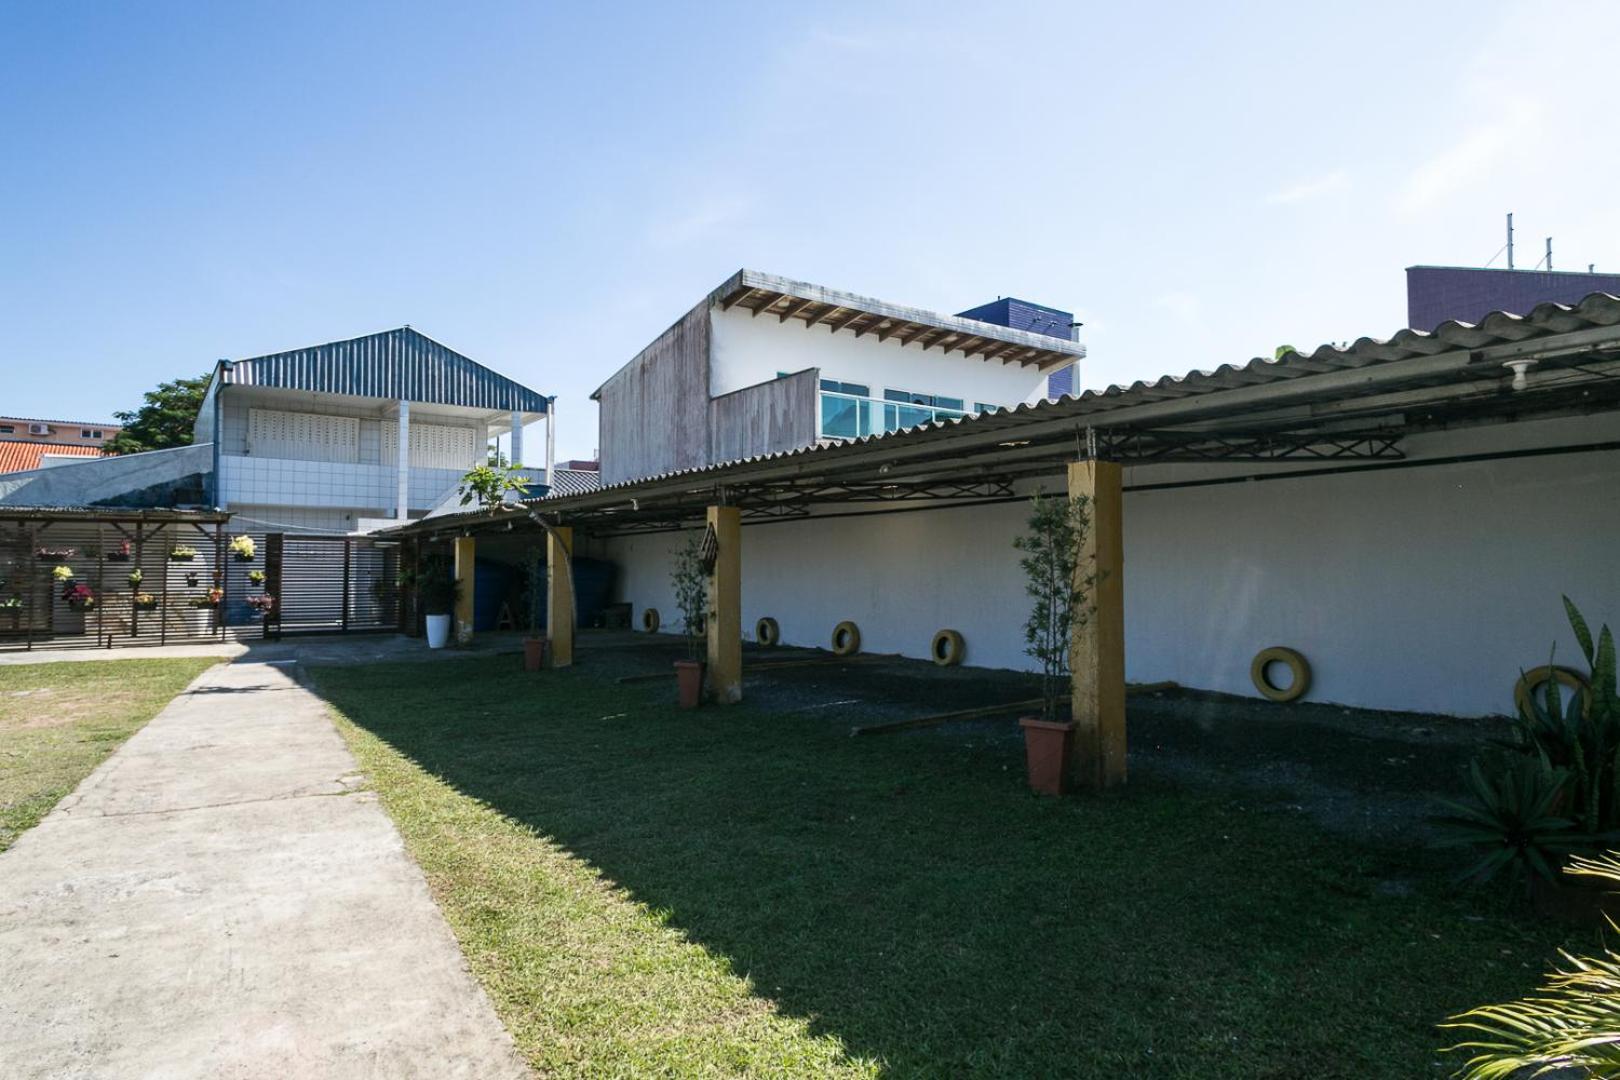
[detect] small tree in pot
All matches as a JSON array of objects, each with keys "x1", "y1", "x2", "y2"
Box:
[
  {"x1": 418, "y1": 558, "x2": 459, "y2": 650},
  {"x1": 671, "y1": 531, "x2": 708, "y2": 708},
  {"x1": 1013, "y1": 492, "x2": 1096, "y2": 796}
]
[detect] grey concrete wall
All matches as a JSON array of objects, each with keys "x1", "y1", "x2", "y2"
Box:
[
  {"x1": 708, "y1": 368, "x2": 818, "y2": 465},
  {"x1": 596, "y1": 302, "x2": 711, "y2": 486},
  {"x1": 0, "y1": 443, "x2": 214, "y2": 508}
]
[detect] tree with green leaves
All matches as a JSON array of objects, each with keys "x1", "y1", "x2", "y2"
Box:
[
  {"x1": 1013, "y1": 492, "x2": 1097, "y2": 723},
  {"x1": 102, "y1": 374, "x2": 211, "y2": 455}
]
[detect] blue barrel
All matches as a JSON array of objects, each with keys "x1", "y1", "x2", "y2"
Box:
[{"x1": 473, "y1": 560, "x2": 513, "y2": 631}]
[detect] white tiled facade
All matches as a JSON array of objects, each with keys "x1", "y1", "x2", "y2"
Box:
[{"x1": 216, "y1": 392, "x2": 487, "y2": 531}]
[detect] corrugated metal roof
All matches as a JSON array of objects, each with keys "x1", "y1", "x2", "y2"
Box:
[
  {"x1": 560, "y1": 290, "x2": 1620, "y2": 494},
  {"x1": 222, "y1": 327, "x2": 549, "y2": 413},
  {"x1": 383, "y1": 290, "x2": 1620, "y2": 538},
  {"x1": 547, "y1": 468, "x2": 602, "y2": 498},
  {"x1": 0, "y1": 506, "x2": 231, "y2": 523},
  {"x1": 0, "y1": 441, "x2": 103, "y2": 475}
]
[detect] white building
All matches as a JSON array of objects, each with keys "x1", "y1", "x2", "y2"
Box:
[
  {"x1": 0, "y1": 327, "x2": 557, "y2": 533},
  {"x1": 591, "y1": 270, "x2": 1083, "y2": 486},
  {"x1": 575, "y1": 280, "x2": 1620, "y2": 720}
]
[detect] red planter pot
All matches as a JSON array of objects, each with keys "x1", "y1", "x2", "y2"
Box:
[
  {"x1": 1019, "y1": 717, "x2": 1075, "y2": 796},
  {"x1": 523, "y1": 637, "x2": 547, "y2": 672},
  {"x1": 674, "y1": 660, "x2": 706, "y2": 709}
]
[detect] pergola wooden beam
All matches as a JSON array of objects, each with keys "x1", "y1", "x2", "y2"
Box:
[
  {"x1": 749, "y1": 292, "x2": 785, "y2": 317},
  {"x1": 777, "y1": 296, "x2": 817, "y2": 324},
  {"x1": 720, "y1": 287, "x2": 758, "y2": 312},
  {"x1": 705, "y1": 505, "x2": 742, "y2": 704},
  {"x1": 1069, "y1": 458, "x2": 1126, "y2": 791},
  {"x1": 802, "y1": 303, "x2": 840, "y2": 331}
]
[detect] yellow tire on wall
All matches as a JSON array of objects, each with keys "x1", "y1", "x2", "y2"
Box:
[
  {"x1": 755, "y1": 617, "x2": 780, "y2": 647},
  {"x1": 641, "y1": 608, "x2": 660, "y2": 633},
  {"x1": 931, "y1": 628, "x2": 965, "y2": 667},
  {"x1": 1250, "y1": 646, "x2": 1311, "y2": 703},
  {"x1": 831, "y1": 620, "x2": 861, "y2": 656},
  {"x1": 1514, "y1": 665, "x2": 1591, "y2": 718}
]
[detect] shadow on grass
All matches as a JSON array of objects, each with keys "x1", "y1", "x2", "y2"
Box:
[{"x1": 313, "y1": 656, "x2": 1565, "y2": 1079}]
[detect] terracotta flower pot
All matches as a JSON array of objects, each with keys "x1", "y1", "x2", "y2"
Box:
[
  {"x1": 1019, "y1": 717, "x2": 1075, "y2": 796},
  {"x1": 523, "y1": 636, "x2": 547, "y2": 672},
  {"x1": 674, "y1": 659, "x2": 706, "y2": 709}
]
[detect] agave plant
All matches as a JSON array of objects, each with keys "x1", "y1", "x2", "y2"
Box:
[
  {"x1": 1435, "y1": 750, "x2": 1586, "y2": 883},
  {"x1": 1439, "y1": 598, "x2": 1620, "y2": 885},
  {"x1": 1443, "y1": 851, "x2": 1620, "y2": 1078}
]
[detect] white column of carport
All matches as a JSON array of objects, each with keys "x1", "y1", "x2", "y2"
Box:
[
  {"x1": 395, "y1": 401, "x2": 411, "y2": 521},
  {"x1": 510, "y1": 410, "x2": 524, "y2": 467}
]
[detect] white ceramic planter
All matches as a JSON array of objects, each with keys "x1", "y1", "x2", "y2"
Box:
[{"x1": 425, "y1": 613, "x2": 451, "y2": 649}]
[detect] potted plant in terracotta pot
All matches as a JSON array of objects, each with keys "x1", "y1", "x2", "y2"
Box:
[
  {"x1": 671, "y1": 531, "x2": 707, "y2": 708},
  {"x1": 521, "y1": 545, "x2": 547, "y2": 672},
  {"x1": 418, "y1": 559, "x2": 458, "y2": 650},
  {"x1": 1013, "y1": 492, "x2": 1096, "y2": 796}
]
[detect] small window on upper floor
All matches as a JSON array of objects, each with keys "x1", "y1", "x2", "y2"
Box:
[
  {"x1": 80, "y1": 429, "x2": 93, "y2": 438},
  {"x1": 0, "y1": 425, "x2": 13, "y2": 434},
  {"x1": 92, "y1": 429, "x2": 103, "y2": 438}
]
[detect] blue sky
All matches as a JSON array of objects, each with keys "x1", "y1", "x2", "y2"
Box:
[{"x1": 4, "y1": 1, "x2": 1616, "y2": 460}]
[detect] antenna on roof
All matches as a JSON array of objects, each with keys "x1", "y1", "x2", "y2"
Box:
[
  {"x1": 1546, "y1": 237, "x2": 1553, "y2": 272},
  {"x1": 1506, "y1": 212, "x2": 1515, "y2": 270}
]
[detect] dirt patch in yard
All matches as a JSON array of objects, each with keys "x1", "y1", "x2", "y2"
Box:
[{"x1": 567, "y1": 631, "x2": 1499, "y2": 847}]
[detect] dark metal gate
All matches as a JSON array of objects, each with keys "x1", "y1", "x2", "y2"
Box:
[{"x1": 261, "y1": 533, "x2": 399, "y2": 638}]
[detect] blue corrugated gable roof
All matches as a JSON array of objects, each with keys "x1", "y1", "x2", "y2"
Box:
[{"x1": 221, "y1": 327, "x2": 549, "y2": 413}]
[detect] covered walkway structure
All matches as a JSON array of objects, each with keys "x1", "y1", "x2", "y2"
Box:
[{"x1": 384, "y1": 293, "x2": 1620, "y2": 790}]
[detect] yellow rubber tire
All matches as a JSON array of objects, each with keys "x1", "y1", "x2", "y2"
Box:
[
  {"x1": 1251, "y1": 646, "x2": 1311, "y2": 703},
  {"x1": 1514, "y1": 665, "x2": 1591, "y2": 718},
  {"x1": 831, "y1": 620, "x2": 861, "y2": 656},
  {"x1": 931, "y1": 628, "x2": 964, "y2": 667},
  {"x1": 641, "y1": 608, "x2": 660, "y2": 633},
  {"x1": 755, "y1": 617, "x2": 780, "y2": 647}
]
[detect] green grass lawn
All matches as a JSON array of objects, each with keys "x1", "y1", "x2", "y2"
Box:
[
  {"x1": 315, "y1": 656, "x2": 1577, "y2": 1079},
  {"x1": 0, "y1": 657, "x2": 221, "y2": 850}
]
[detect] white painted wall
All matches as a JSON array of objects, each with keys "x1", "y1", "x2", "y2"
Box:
[
  {"x1": 708, "y1": 305, "x2": 1053, "y2": 411},
  {"x1": 599, "y1": 413, "x2": 1620, "y2": 718}
]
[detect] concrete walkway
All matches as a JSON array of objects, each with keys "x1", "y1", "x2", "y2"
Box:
[{"x1": 0, "y1": 660, "x2": 529, "y2": 1079}]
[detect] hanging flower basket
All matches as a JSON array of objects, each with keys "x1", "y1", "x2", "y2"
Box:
[
  {"x1": 228, "y1": 535, "x2": 256, "y2": 562},
  {"x1": 133, "y1": 593, "x2": 159, "y2": 612},
  {"x1": 62, "y1": 582, "x2": 95, "y2": 611},
  {"x1": 245, "y1": 594, "x2": 275, "y2": 615},
  {"x1": 106, "y1": 540, "x2": 133, "y2": 563},
  {"x1": 247, "y1": 569, "x2": 265, "y2": 585},
  {"x1": 36, "y1": 547, "x2": 75, "y2": 561},
  {"x1": 193, "y1": 588, "x2": 224, "y2": 609},
  {"x1": 170, "y1": 546, "x2": 199, "y2": 562},
  {"x1": 0, "y1": 597, "x2": 22, "y2": 611},
  {"x1": 127, "y1": 568, "x2": 143, "y2": 588},
  {"x1": 51, "y1": 565, "x2": 76, "y2": 586},
  {"x1": 184, "y1": 571, "x2": 200, "y2": 588}
]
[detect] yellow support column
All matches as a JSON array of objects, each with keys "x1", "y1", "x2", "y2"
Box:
[
  {"x1": 452, "y1": 536, "x2": 476, "y2": 646},
  {"x1": 1068, "y1": 459, "x2": 1126, "y2": 791},
  {"x1": 547, "y1": 525, "x2": 574, "y2": 668},
  {"x1": 705, "y1": 506, "x2": 742, "y2": 704}
]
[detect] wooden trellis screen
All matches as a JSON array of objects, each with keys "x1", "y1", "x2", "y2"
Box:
[
  {"x1": 0, "y1": 519, "x2": 399, "y2": 650},
  {"x1": 0, "y1": 517, "x2": 229, "y2": 652}
]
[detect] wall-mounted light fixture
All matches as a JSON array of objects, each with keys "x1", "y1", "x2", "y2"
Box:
[{"x1": 1503, "y1": 358, "x2": 1537, "y2": 391}]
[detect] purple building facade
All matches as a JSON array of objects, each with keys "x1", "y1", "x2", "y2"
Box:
[{"x1": 1407, "y1": 265, "x2": 1620, "y2": 331}]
